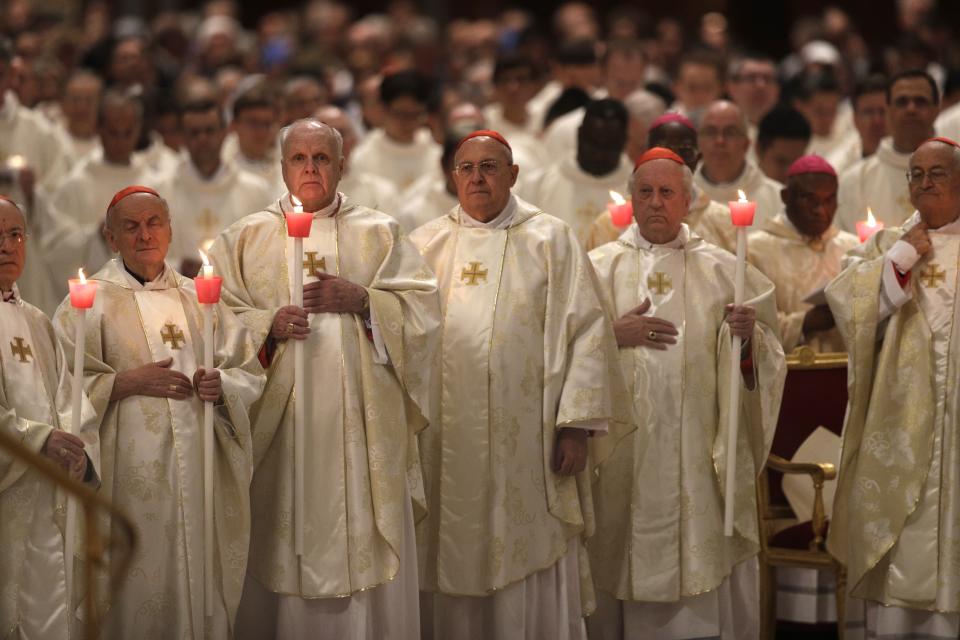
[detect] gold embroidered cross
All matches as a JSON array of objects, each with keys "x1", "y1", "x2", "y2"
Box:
[
  {"x1": 303, "y1": 251, "x2": 326, "y2": 277},
  {"x1": 198, "y1": 208, "x2": 218, "y2": 236},
  {"x1": 647, "y1": 272, "x2": 672, "y2": 295},
  {"x1": 460, "y1": 261, "x2": 488, "y2": 285},
  {"x1": 10, "y1": 336, "x2": 31, "y2": 363},
  {"x1": 919, "y1": 263, "x2": 946, "y2": 288},
  {"x1": 161, "y1": 323, "x2": 186, "y2": 350}
]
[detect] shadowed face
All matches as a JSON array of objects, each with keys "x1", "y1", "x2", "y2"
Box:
[
  {"x1": 782, "y1": 173, "x2": 838, "y2": 239},
  {"x1": 104, "y1": 193, "x2": 172, "y2": 281},
  {"x1": 0, "y1": 202, "x2": 26, "y2": 290},
  {"x1": 280, "y1": 123, "x2": 344, "y2": 211},
  {"x1": 452, "y1": 137, "x2": 519, "y2": 223},
  {"x1": 631, "y1": 158, "x2": 691, "y2": 244}
]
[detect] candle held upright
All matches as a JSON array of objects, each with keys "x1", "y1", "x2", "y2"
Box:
[
  {"x1": 285, "y1": 196, "x2": 311, "y2": 556},
  {"x1": 723, "y1": 190, "x2": 755, "y2": 537}
]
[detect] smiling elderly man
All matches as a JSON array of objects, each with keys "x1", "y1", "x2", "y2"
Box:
[
  {"x1": 52, "y1": 185, "x2": 265, "y2": 640},
  {"x1": 211, "y1": 118, "x2": 441, "y2": 640},
  {"x1": 0, "y1": 196, "x2": 99, "y2": 639},
  {"x1": 826, "y1": 136, "x2": 960, "y2": 638},
  {"x1": 587, "y1": 147, "x2": 786, "y2": 640},
  {"x1": 409, "y1": 130, "x2": 632, "y2": 640}
]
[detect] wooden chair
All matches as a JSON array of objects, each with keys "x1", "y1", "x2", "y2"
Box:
[{"x1": 758, "y1": 347, "x2": 848, "y2": 640}]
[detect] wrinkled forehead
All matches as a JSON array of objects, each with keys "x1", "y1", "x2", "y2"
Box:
[
  {"x1": 454, "y1": 137, "x2": 510, "y2": 164},
  {"x1": 0, "y1": 202, "x2": 25, "y2": 229},
  {"x1": 633, "y1": 159, "x2": 685, "y2": 185},
  {"x1": 910, "y1": 143, "x2": 959, "y2": 171},
  {"x1": 283, "y1": 125, "x2": 339, "y2": 157},
  {"x1": 701, "y1": 104, "x2": 743, "y2": 129},
  {"x1": 112, "y1": 194, "x2": 168, "y2": 224}
]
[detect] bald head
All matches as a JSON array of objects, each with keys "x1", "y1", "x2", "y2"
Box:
[
  {"x1": 280, "y1": 117, "x2": 343, "y2": 160},
  {"x1": 699, "y1": 99, "x2": 751, "y2": 183},
  {"x1": 909, "y1": 138, "x2": 960, "y2": 227},
  {"x1": 313, "y1": 106, "x2": 357, "y2": 161},
  {"x1": 0, "y1": 198, "x2": 25, "y2": 226},
  {"x1": 0, "y1": 199, "x2": 26, "y2": 290}
]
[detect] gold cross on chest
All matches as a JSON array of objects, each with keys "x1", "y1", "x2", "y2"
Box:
[
  {"x1": 303, "y1": 251, "x2": 326, "y2": 277},
  {"x1": 197, "y1": 208, "x2": 219, "y2": 235},
  {"x1": 460, "y1": 261, "x2": 488, "y2": 285},
  {"x1": 919, "y1": 263, "x2": 947, "y2": 288},
  {"x1": 160, "y1": 323, "x2": 186, "y2": 350},
  {"x1": 9, "y1": 336, "x2": 32, "y2": 363},
  {"x1": 647, "y1": 272, "x2": 673, "y2": 295}
]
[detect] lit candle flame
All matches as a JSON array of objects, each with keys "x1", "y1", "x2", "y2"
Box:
[
  {"x1": 609, "y1": 190, "x2": 626, "y2": 205},
  {"x1": 201, "y1": 238, "x2": 214, "y2": 252},
  {"x1": 77, "y1": 268, "x2": 86, "y2": 285},
  {"x1": 737, "y1": 189, "x2": 748, "y2": 203},
  {"x1": 291, "y1": 195, "x2": 303, "y2": 213},
  {"x1": 6, "y1": 155, "x2": 25, "y2": 170},
  {"x1": 198, "y1": 250, "x2": 213, "y2": 278},
  {"x1": 866, "y1": 207, "x2": 877, "y2": 226}
]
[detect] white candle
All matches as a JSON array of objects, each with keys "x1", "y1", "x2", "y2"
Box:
[
  {"x1": 724, "y1": 190, "x2": 754, "y2": 537},
  {"x1": 291, "y1": 196, "x2": 306, "y2": 557},
  {"x1": 197, "y1": 249, "x2": 216, "y2": 615}
]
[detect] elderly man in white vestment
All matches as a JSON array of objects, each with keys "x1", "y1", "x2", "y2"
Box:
[
  {"x1": 52, "y1": 185, "x2": 265, "y2": 640},
  {"x1": 586, "y1": 113, "x2": 736, "y2": 252},
  {"x1": 826, "y1": 137, "x2": 960, "y2": 639},
  {"x1": 0, "y1": 197, "x2": 99, "y2": 639},
  {"x1": 409, "y1": 129, "x2": 633, "y2": 640},
  {"x1": 518, "y1": 99, "x2": 633, "y2": 248},
  {"x1": 835, "y1": 70, "x2": 940, "y2": 232},
  {"x1": 695, "y1": 100, "x2": 784, "y2": 231},
  {"x1": 43, "y1": 89, "x2": 159, "y2": 292},
  {"x1": 210, "y1": 118, "x2": 441, "y2": 640},
  {"x1": 314, "y1": 105, "x2": 399, "y2": 215},
  {"x1": 587, "y1": 147, "x2": 786, "y2": 640},
  {"x1": 748, "y1": 155, "x2": 859, "y2": 353},
  {"x1": 155, "y1": 98, "x2": 273, "y2": 276}
]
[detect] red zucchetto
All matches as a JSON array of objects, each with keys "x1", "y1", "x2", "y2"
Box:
[
  {"x1": 648, "y1": 112, "x2": 696, "y2": 134},
  {"x1": 633, "y1": 146, "x2": 685, "y2": 170},
  {"x1": 455, "y1": 129, "x2": 512, "y2": 153},
  {"x1": 107, "y1": 185, "x2": 161, "y2": 212}
]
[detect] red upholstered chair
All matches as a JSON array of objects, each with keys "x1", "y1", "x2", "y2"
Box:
[{"x1": 757, "y1": 347, "x2": 848, "y2": 640}]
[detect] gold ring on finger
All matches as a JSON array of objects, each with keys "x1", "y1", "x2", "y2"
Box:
[
  {"x1": 287, "y1": 322, "x2": 295, "y2": 333},
  {"x1": 648, "y1": 330, "x2": 657, "y2": 341},
  {"x1": 169, "y1": 383, "x2": 177, "y2": 392}
]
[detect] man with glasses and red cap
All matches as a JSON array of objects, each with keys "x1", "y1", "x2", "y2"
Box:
[
  {"x1": 52, "y1": 185, "x2": 265, "y2": 640},
  {"x1": 410, "y1": 129, "x2": 632, "y2": 640},
  {"x1": 587, "y1": 146, "x2": 785, "y2": 640},
  {"x1": 826, "y1": 136, "x2": 960, "y2": 638},
  {"x1": 748, "y1": 154, "x2": 859, "y2": 353}
]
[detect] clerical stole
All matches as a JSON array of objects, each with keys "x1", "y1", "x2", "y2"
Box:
[
  {"x1": 435, "y1": 225, "x2": 507, "y2": 593},
  {"x1": 0, "y1": 302, "x2": 67, "y2": 640}
]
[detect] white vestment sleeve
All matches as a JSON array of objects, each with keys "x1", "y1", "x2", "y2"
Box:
[{"x1": 878, "y1": 240, "x2": 918, "y2": 321}]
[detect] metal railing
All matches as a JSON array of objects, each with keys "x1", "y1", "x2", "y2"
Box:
[{"x1": 0, "y1": 430, "x2": 136, "y2": 639}]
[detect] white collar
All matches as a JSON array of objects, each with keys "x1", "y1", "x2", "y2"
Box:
[
  {"x1": 458, "y1": 194, "x2": 518, "y2": 229},
  {"x1": 629, "y1": 222, "x2": 690, "y2": 249},
  {"x1": 283, "y1": 192, "x2": 343, "y2": 218}
]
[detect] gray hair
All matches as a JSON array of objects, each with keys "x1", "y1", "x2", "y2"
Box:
[
  {"x1": 623, "y1": 89, "x2": 667, "y2": 125},
  {"x1": 628, "y1": 162, "x2": 694, "y2": 201},
  {"x1": 279, "y1": 117, "x2": 344, "y2": 159}
]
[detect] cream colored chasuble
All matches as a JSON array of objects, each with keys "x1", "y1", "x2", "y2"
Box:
[
  {"x1": 858, "y1": 230, "x2": 960, "y2": 610},
  {"x1": 0, "y1": 298, "x2": 68, "y2": 640},
  {"x1": 434, "y1": 208, "x2": 510, "y2": 592}
]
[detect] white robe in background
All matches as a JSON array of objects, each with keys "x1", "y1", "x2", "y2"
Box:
[
  {"x1": 394, "y1": 178, "x2": 455, "y2": 233},
  {"x1": 133, "y1": 131, "x2": 182, "y2": 177},
  {"x1": 935, "y1": 102, "x2": 960, "y2": 143},
  {"x1": 835, "y1": 137, "x2": 914, "y2": 233},
  {"x1": 0, "y1": 92, "x2": 70, "y2": 192},
  {"x1": 53, "y1": 260, "x2": 265, "y2": 640},
  {"x1": 349, "y1": 128, "x2": 441, "y2": 193},
  {"x1": 339, "y1": 169, "x2": 399, "y2": 216},
  {"x1": 518, "y1": 154, "x2": 633, "y2": 248},
  {"x1": 155, "y1": 157, "x2": 274, "y2": 266},
  {"x1": 42, "y1": 149, "x2": 159, "y2": 294},
  {"x1": 0, "y1": 288, "x2": 98, "y2": 639},
  {"x1": 409, "y1": 195, "x2": 633, "y2": 640},
  {"x1": 824, "y1": 133, "x2": 863, "y2": 177},
  {"x1": 482, "y1": 104, "x2": 553, "y2": 169},
  {"x1": 694, "y1": 160, "x2": 783, "y2": 232},
  {"x1": 222, "y1": 133, "x2": 286, "y2": 199},
  {"x1": 587, "y1": 223, "x2": 786, "y2": 640},
  {"x1": 748, "y1": 213, "x2": 859, "y2": 353}
]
